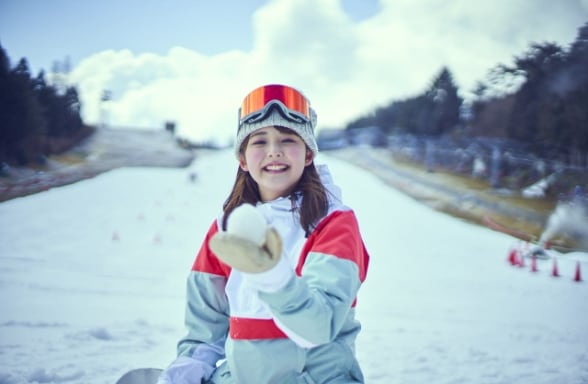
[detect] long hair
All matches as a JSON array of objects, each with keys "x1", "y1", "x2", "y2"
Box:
[{"x1": 222, "y1": 128, "x2": 329, "y2": 235}]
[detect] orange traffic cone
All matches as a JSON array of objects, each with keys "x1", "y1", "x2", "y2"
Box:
[
  {"x1": 552, "y1": 258, "x2": 560, "y2": 277},
  {"x1": 508, "y1": 249, "x2": 518, "y2": 266},
  {"x1": 573, "y1": 261, "x2": 583, "y2": 282}
]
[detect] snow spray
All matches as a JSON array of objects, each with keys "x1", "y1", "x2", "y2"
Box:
[{"x1": 539, "y1": 200, "x2": 588, "y2": 250}]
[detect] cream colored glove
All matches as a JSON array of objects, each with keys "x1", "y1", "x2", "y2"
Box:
[{"x1": 209, "y1": 227, "x2": 282, "y2": 274}]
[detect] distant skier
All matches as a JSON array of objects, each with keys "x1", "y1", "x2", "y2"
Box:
[{"x1": 158, "y1": 84, "x2": 370, "y2": 383}]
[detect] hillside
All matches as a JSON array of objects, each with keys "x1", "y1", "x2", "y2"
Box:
[
  {"x1": 327, "y1": 147, "x2": 586, "y2": 251},
  {"x1": 0, "y1": 128, "x2": 194, "y2": 202},
  {"x1": 1, "y1": 132, "x2": 585, "y2": 251}
]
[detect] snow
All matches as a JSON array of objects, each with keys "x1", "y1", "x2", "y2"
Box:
[{"x1": 1, "y1": 150, "x2": 587, "y2": 384}]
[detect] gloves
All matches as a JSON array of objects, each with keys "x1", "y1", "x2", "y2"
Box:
[
  {"x1": 209, "y1": 227, "x2": 293, "y2": 292},
  {"x1": 209, "y1": 227, "x2": 282, "y2": 273},
  {"x1": 157, "y1": 356, "x2": 214, "y2": 384},
  {"x1": 208, "y1": 201, "x2": 293, "y2": 291}
]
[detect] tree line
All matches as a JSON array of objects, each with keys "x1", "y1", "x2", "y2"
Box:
[
  {"x1": 346, "y1": 22, "x2": 588, "y2": 166},
  {"x1": 2, "y1": 23, "x2": 587, "y2": 167},
  {"x1": 0, "y1": 42, "x2": 91, "y2": 166}
]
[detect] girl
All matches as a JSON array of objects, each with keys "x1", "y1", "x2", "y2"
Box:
[{"x1": 159, "y1": 84, "x2": 369, "y2": 384}]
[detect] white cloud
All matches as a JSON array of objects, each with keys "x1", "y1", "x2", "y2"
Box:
[{"x1": 69, "y1": 0, "x2": 588, "y2": 143}]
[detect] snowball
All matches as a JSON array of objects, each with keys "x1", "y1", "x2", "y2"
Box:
[{"x1": 227, "y1": 204, "x2": 267, "y2": 246}]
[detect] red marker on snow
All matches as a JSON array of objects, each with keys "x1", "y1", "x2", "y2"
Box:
[{"x1": 508, "y1": 249, "x2": 518, "y2": 266}]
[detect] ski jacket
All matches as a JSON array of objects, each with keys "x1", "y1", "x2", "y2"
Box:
[{"x1": 177, "y1": 164, "x2": 369, "y2": 383}]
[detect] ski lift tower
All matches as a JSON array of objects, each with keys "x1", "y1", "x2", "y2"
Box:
[
  {"x1": 100, "y1": 90, "x2": 112, "y2": 129},
  {"x1": 49, "y1": 56, "x2": 71, "y2": 95}
]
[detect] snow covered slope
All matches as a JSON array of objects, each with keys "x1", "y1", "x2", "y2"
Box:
[
  {"x1": 0, "y1": 128, "x2": 194, "y2": 202},
  {"x1": 0, "y1": 150, "x2": 587, "y2": 383}
]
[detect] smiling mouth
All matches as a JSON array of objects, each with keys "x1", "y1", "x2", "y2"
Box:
[{"x1": 263, "y1": 164, "x2": 289, "y2": 172}]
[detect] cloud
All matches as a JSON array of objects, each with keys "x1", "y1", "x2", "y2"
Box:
[
  {"x1": 71, "y1": 47, "x2": 249, "y2": 144},
  {"x1": 68, "y1": 0, "x2": 588, "y2": 143}
]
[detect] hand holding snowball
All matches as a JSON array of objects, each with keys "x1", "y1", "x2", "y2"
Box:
[
  {"x1": 225, "y1": 203, "x2": 268, "y2": 246},
  {"x1": 209, "y1": 204, "x2": 283, "y2": 274}
]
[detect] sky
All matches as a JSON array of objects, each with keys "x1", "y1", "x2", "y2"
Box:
[
  {"x1": 0, "y1": 140, "x2": 587, "y2": 382},
  {"x1": 1, "y1": 0, "x2": 588, "y2": 144}
]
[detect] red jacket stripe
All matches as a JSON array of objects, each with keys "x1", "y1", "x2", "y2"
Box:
[
  {"x1": 297, "y1": 210, "x2": 369, "y2": 282},
  {"x1": 192, "y1": 221, "x2": 232, "y2": 277},
  {"x1": 229, "y1": 317, "x2": 288, "y2": 339}
]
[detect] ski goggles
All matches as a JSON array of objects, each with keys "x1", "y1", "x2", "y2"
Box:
[{"x1": 239, "y1": 84, "x2": 312, "y2": 126}]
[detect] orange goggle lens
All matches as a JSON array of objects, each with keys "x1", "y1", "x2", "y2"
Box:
[{"x1": 239, "y1": 84, "x2": 310, "y2": 121}]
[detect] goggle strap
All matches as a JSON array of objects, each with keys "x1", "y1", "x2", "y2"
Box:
[{"x1": 240, "y1": 100, "x2": 309, "y2": 126}]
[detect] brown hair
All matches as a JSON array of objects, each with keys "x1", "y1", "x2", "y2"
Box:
[{"x1": 222, "y1": 127, "x2": 329, "y2": 236}]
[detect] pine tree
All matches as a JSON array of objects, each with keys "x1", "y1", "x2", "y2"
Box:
[
  {"x1": 0, "y1": 55, "x2": 46, "y2": 164},
  {"x1": 420, "y1": 67, "x2": 463, "y2": 136}
]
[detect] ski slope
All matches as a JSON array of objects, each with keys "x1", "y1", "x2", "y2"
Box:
[{"x1": 0, "y1": 150, "x2": 587, "y2": 384}]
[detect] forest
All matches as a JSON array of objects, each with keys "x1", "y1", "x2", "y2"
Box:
[
  {"x1": 0, "y1": 43, "x2": 91, "y2": 167},
  {"x1": 1, "y1": 22, "x2": 587, "y2": 172},
  {"x1": 346, "y1": 22, "x2": 588, "y2": 168}
]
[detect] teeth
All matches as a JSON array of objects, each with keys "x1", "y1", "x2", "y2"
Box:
[{"x1": 265, "y1": 164, "x2": 287, "y2": 171}]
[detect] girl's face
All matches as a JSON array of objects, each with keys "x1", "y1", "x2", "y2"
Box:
[{"x1": 239, "y1": 126, "x2": 314, "y2": 202}]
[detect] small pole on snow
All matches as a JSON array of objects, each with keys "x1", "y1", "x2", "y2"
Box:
[
  {"x1": 531, "y1": 254, "x2": 538, "y2": 273},
  {"x1": 552, "y1": 258, "x2": 560, "y2": 277},
  {"x1": 518, "y1": 251, "x2": 526, "y2": 268},
  {"x1": 573, "y1": 261, "x2": 583, "y2": 282}
]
